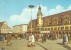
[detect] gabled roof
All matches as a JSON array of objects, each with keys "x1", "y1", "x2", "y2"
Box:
[{"x1": 43, "y1": 10, "x2": 71, "y2": 26}]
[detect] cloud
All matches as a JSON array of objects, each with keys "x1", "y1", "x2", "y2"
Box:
[
  {"x1": 8, "y1": 5, "x2": 48, "y2": 26},
  {"x1": 67, "y1": 4, "x2": 71, "y2": 10},
  {"x1": 48, "y1": 5, "x2": 65, "y2": 15},
  {"x1": 8, "y1": 4, "x2": 71, "y2": 27}
]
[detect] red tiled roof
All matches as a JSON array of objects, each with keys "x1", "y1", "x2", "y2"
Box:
[
  {"x1": 43, "y1": 10, "x2": 71, "y2": 26},
  {"x1": 43, "y1": 10, "x2": 71, "y2": 19}
]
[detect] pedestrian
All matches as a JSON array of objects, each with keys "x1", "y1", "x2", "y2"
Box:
[
  {"x1": 35, "y1": 34, "x2": 39, "y2": 42},
  {"x1": 31, "y1": 34, "x2": 35, "y2": 46},
  {"x1": 2, "y1": 34, "x2": 5, "y2": 43},
  {"x1": 41, "y1": 34, "x2": 44, "y2": 43},
  {"x1": 6, "y1": 33, "x2": 12, "y2": 46},
  {"x1": 44, "y1": 33, "x2": 47, "y2": 42},
  {"x1": 28, "y1": 33, "x2": 32, "y2": 47},
  {"x1": 63, "y1": 34, "x2": 68, "y2": 45}
]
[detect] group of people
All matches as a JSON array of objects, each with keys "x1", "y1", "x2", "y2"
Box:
[
  {"x1": 27, "y1": 31, "x2": 71, "y2": 47},
  {"x1": 0, "y1": 33, "x2": 25, "y2": 46},
  {"x1": 47, "y1": 31, "x2": 71, "y2": 45},
  {"x1": 0, "y1": 31, "x2": 71, "y2": 47},
  {"x1": 27, "y1": 33, "x2": 49, "y2": 47},
  {"x1": 0, "y1": 33, "x2": 12, "y2": 46}
]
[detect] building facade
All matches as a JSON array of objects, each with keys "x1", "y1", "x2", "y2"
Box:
[
  {"x1": 13, "y1": 24, "x2": 28, "y2": 33},
  {"x1": 28, "y1": 8, "x2": 71, "y2": 33},
  {"x1": 20, "y1": 24, "x2": 28, "y2": 33},
  {"x1": 0, "y1": 21, "x2": 11, "y2": 33},
  {"x1": 42, "y1": 10, "x2": 71, "y2": 33},
  {"x1": 13, "y1": 25, "x2": 21, "y2": 33}
]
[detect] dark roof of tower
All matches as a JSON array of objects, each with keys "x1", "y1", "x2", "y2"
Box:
[{"x1": 38, "y1": 6, "x2": 41, "y2": 10}]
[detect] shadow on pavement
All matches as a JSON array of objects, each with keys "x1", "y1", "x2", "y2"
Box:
[
  {"x1": 57, "y1": 43, "x2": 63, "y2": 45},
  {"x1": 37, "y1": 43, "x2": 48, "y2": 50},
  {"x1": 57, "y1": 43, "x2": 71, "y2": 50}
]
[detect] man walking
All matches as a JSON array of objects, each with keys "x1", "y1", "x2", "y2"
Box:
[
  {"x1": 28, "y1": 33, "x2": 32, "y2": 47},
  {"x1": 31, "y1": 34, "x2": 35, "y2": 46}
]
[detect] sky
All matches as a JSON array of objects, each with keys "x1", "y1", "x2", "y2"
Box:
[{"x1": 0, "y1": 0, "x2": 71, "y2": 27}]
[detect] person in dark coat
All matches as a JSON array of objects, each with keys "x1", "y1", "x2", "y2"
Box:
[
  {"x1": 6, "y1": 33, "x2": 12, "y2": 46},
  {"x1": 63, "y1": 34, "x2": 68, "y2": 45}
]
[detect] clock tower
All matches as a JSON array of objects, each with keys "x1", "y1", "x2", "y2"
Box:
[{"x1": 37, "y1": 5, "x2": 43, "y2": 31}]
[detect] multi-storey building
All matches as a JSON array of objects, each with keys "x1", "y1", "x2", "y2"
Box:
[
  {"x1": 28, "y1": 6, "x2": 71, "y2": 33},
  {"x1": 0, "y1": 21, "x2": 11, "y2": 33},
  {"x1": 13, "y1": 24, "x2": 28, "y2": 33},
  {"x1": 43, "y1": 10, "x2": 71, "y2": 33},
  {"x1": 20, "y1": 24, "x2": 28, "y2": 33},
  {"x1": 13, "y1": 25, "x2": 21, "y2": 33}
]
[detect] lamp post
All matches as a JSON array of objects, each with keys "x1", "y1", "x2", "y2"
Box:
[{"x1": 29, "y1": 5, "x2": 34, "y2": 33}]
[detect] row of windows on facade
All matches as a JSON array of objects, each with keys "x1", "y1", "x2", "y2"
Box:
[
  {"x1": 41, "y1": 26, "x2": 71, "y2": 31},
  {"x1": 1, "y1": 29, "x2": 9, "y2": 33},
  {"x1": 44, "y1": 19, "x2": 71, "y2": 26}
]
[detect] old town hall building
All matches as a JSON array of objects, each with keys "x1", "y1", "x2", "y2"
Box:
[{"x1": 28, "y1": 5, "x2": 71, "y2": 33}]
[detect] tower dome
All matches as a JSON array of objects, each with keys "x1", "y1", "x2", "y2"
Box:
[{"x1": 38, "y1": 6, "x2": 41, "y2": 10}]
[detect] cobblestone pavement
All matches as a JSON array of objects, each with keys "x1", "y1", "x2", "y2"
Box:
[
  {"x1": 0, "y1": 38, "x2": 45, "y2": 50},
  {"x1": 37, "y1": 39, "x2": 68, "y2": 50},
  {"x1": 0, "y1": 39, "x2": 69, "y2": 50}
]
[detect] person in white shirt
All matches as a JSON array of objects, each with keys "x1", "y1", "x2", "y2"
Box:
[
  {"x1": 31, "y1": 34, "x2": 35, "y2": 46},
  {"x1": 28, "y1": 33, "x2": 32, "y2": 47},
  {"x1": 28, "y1": 33, "x2": 35, "y2": 47}
]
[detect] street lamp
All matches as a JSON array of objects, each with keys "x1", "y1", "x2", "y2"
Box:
[{"x1": 29, "y1": 5, "x2": 34, "y2": 33}]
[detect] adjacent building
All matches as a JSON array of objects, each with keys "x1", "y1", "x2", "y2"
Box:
[
  {"x1": 13, "y1": 25, "x2": 21, "y2": 33},
  {"x1": 13, "y1": 24, "x2": 28, "y2": 33},
  {"x1": 0, "y1": 21, "x2": 11, "y2": 33},
  {"x1": 20, "y1": 24, "x2": 28, "y2": 33}
]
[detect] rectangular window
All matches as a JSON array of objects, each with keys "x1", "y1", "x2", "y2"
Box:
[
  {"x1": 61, "y1": 27, "x2": 64, "y2": 30},
  {"x1": 54, "y1": 28, "x2": 57, "y2": 30},
  {"x1": 70, "y1": 26, "x2": 71, "y2": 30},
  {"x1": 65, "y1": 26, "x2": 68, "y2": 30},
  {"x1": 51, "y1": 28, "x2": 53, "y2": 30},
  {"x1": 48, "y1": 28, "x2": 50, "y2": 30},
  {"x1": 41, "y1": 28, "x2": 44, "y2": 31},
  {"x1": 45, "y1": 28, "x2": 48, "y2": 31},
  {"x1": 58, "y1": 27, "x2": 59, "y2": 30}
]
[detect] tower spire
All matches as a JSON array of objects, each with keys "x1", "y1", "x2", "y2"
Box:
[
  {"x1": 37, "y1": 5, "x2": 43, "y2": 31},
  {"x1": 38, "y1": 4, "x2": 41, "y2": 12}
]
